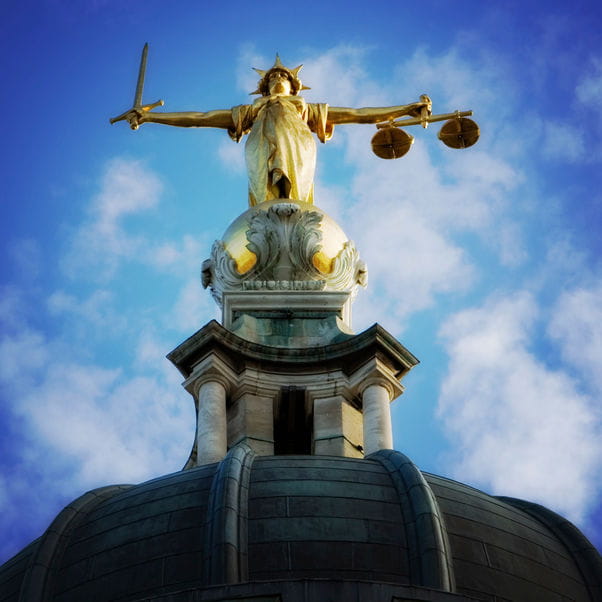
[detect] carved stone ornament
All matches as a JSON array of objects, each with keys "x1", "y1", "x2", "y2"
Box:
[{"x1": 203, "y1": 202, "x2": 367, "y2": 306}]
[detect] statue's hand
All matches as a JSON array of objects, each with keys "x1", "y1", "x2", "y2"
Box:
[
  {"x1": 125, "y1": 108, "x2": 146, "y2": 130},
  {"x1": 408, "y1": 95, "x2": 432, "y2": 118}
]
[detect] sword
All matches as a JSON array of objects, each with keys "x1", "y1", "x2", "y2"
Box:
[{"x1": 110, "y1": 43, "x2": 164, "y2": 129}]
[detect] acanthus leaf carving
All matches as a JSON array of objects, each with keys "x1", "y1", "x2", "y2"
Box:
[
  {"x1": 201, "y1": 203, "x2": 367, "y2": 308},
  {"x1": 324, "y1": 240, "x2": 363, "y2": 290},
  {"x1": 289, "y1": 208, "x2": 324, "y2": 278}
]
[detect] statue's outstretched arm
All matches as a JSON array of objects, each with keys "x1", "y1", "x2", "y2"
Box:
[
  {"x1": 327, "y1": 98, "x2": 430, "y2": 125},
  {"x1": 128, "y1": 108, "x2": 234, "y2": 130}
]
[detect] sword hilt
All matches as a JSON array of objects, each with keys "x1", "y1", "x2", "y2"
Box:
[{"x1": 109, "y1": 99, "x2": 164, "y2": 127}]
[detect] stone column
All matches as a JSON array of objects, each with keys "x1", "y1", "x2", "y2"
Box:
[
  {"x1": 197, "y1": 380, "x2": 228, "y2": 465},
  {"x1": 362, "y1": 382, "x2": 393, "y2": 455}
]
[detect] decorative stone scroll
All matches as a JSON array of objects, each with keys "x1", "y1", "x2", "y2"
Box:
[{"x1": 203, "y1": 202, "x2": 367, "y2": 307}]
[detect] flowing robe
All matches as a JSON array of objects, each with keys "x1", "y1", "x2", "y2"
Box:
[{"x1": 228, "y1": 96, "x2": 333, "y2": 206}]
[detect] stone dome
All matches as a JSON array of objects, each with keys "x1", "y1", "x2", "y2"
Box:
[{"x1": 2, "y1": 448, "x2": 600, "y2": 602}]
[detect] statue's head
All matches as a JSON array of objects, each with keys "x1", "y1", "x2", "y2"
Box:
[{"x1": 251, "y1": 55, "x2": 310, "y2": 96}]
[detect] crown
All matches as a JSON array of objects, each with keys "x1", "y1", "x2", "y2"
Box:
[{"x1": 250, "y1": 54, "x2": 311, "y2": 96}]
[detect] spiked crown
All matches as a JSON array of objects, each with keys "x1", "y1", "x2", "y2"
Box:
[{"x1": 251, "y1": 54, "x2": 311, "y2": 96}]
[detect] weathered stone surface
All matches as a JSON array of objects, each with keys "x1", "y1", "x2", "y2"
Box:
[
  {"x1": 427, "y1": 473, "x2": 600, "y2": 602},
  {"x1": 313, "y1": 395, "x2": 363, "y2": 457},
  {"x1": 198, "y1": 380, "x2": 228, "y2": 465},
  {"x1": 169, "y1": 320, "x2": 419, "y2": 466},
  {"x1": 227, "y1": 392, "x2": 274, "y2": 455},
  {"x1": 363, "y1": 383, "x2": 393, "y2": 455},
  {"x1": 1, "y1": 452, "x2": 600, "y2": 601}
]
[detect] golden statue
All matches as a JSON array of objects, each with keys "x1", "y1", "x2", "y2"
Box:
[
  {"x1": 112, "y1": 49, "x2": 478, "y2": 206},
  {"x1": 114, "y1": 52, "x2": 433, "y2": 206}
]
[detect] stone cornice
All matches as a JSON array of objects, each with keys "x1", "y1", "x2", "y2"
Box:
[{"x1": 168, "y1": 320, "x2": 419, "y2": 381}]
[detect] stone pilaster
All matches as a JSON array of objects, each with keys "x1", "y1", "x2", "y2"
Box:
[
  {"x1": 313, "y1": 396, "x2": 363, "y2": 457},
  {"x1": 227, "y1": 393, "x2": 275, "y2": 456}
]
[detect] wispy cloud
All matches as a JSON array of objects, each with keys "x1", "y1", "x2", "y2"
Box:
[
  {"x1": 548, "y1": 282, "x2": 602, "y2": 393},
  {"x1": 170, "y1": 277, "x2": 219, "y2": 332},
  {"x1": 437, "y1": 292, "x2": 602, "y2": 524},
  {"x1": 300, "y1": 47, "x2": 523, "y2": 332},
  {"x1": 0, "y1": 315, "x2": 194, "y2": 561},
  {"x1": 62, "y1": 158, "x2": 163, "y2": 280},
  {"x1": 541, "y1": 121, "x2": 586, "y2": 162},
  {"x1": 576, "y1": 56, "x2": 602, "y2": 111}
]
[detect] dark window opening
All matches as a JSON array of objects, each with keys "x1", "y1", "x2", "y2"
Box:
[{"x1": 274, "y1": 386, "x2": 312, "y2": 454}]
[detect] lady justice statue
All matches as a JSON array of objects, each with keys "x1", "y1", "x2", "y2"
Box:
[{"x1": 113, "y1": 51, "x2": 434, "y2": 207}]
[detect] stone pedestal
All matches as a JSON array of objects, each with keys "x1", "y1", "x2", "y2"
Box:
[{"x1": 169, "y1": 320, "x2": 418, "y2": 467}]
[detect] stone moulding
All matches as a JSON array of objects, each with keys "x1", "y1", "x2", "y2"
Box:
[
  {"x1": 202, "y1": 202, "x2": 367, "y2": 307},
  {"x1": 369, "y1": 450, "x2": 455, "y2": 592},
  {"x1": 167, "y1": 320, "x2": 419, "y2": 381},
  {"x1": 241, "y1": 279, "x2": 325, "y2": 290},
  {"x1": 203, "y1": 444, "x2": 256, "y2": 586}
]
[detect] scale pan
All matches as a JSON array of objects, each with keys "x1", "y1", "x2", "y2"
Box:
[
  {"x1": 371, "y1": 127, "x2": 414, "y2": 159},
  {"x1": 438, "y1": 117, "x2": 480, "y2": 149}
]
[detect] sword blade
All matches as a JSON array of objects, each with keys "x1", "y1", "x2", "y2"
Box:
[{"x1": 133, "y1": 43, "x2": 148, "y2": 108}]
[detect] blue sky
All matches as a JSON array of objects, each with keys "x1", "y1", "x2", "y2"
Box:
[{"x1": 1, "y1": 0, "x2": 601, "y2": 563}]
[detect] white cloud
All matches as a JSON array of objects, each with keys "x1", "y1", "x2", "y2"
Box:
[
  {"x1": 93, "y1": 158, "x2": 162, "y2": 226},
  {"x1": 217, "y1": 138, "x2": 246, "y2": 173},
  {"x1": 393, "y1": 45, "x2": 514, "y2": 123},
  {"x1": 541, "y1": 121, "x2": 586, "y2": 162},
  {"x1": 576, "y1": 56, "x2": 602, "y2": 111},
  {"x1": 147, "y1": 234, "x2": 206, "y2": 275},
  {"x1": 62, "y1": 158, "x2": 163, "y2": 280},
  {"x1": 0, "y1": 329, "x2": 49, "y2": 390},
  {"x1": 283, "y1": 46, "x2": 529, "y2": 336},
  {"x1": 235, "y1": 45, "x2": 270, "y2": 94},
  {"x1": 548, "y1": 282, "x2": 602, "y2": 393},
  {"x1": 170, "y1": 277, "x2": 219, "y2": 332},
  {"x1": 0, "y1": 322, "x2": 193, "y2": 490},
  {"x1": 302, "y1": 46, "x2": 376, "y2": 107},
  {"x1": 60, "y1": 159, "x2": 215, "y2": 298},
  {"x1": 351, "y1": 200, "x2": 474, "y2": 332},
  {"x1": 496, "y1": 221, "x2": 527, "y2": 268},
  {"x1": 47, "y1": 289, "x2": 128, "y2": 332},
  {"x1": 437, "y1": 292, "x2": 602, "y2": 523}
]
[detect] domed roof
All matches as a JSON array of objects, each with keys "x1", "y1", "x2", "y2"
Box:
[{"x1": 2, "y1": 448, "x2": 600, "y2": 601}]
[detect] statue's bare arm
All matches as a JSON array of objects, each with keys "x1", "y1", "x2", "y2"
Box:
[
  {"x1": 129, "y1": 109, "x2": 234, "y2": 129},
  {"x1": 327, "y1": 99, "x2": 431, "y2": 125}
]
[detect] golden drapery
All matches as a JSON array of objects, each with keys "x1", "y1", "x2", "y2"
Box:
[{"x1": 228, "y1": 96, "x2": 333, "y2": 206}]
